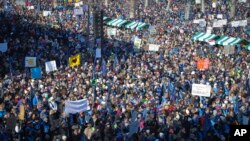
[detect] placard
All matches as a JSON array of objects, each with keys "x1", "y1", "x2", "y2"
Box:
[
  {"x1": 148, "y1": 44, "x2": 160, "y2": 51},
  {"x1": 31, "y1": 67, "x2": 42, "y2": 79},
  {"x1": 134, "y1": 38, "x2": 142, "y2": 49},
  {"x1": 74, "y1": 8, "x2": 83, "y2": 15},
  {"x1": 107, "y1": 28, "x2": 117, "y2": 37},
  {"x1": 0, "y1": 43, "x2": 7, "y2": 52},
  {"x1": 25, "y1": 57, "x2": 36, "y2": 67},
  {"x1": 195, "y1": 0, "x2": 201, "y2": 4},
  {"x1": 43, "y1": 11, "x2": 51, "y2": 16},
  {"x1": 192, "y1": 84, "x2": 211, "y2": 97},
  {"x1": 45, "y1": 60, "x2": 57, "y2": 73},
  {"x1": 96, "y1": 48, "x2": 101, "y2": 58}
]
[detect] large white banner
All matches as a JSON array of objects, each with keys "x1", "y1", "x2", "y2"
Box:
[
  {"x1": 213, "y1": 19, "x2": 227, "y2": 27},
  {"x1": 45, "y1": 60, "x2": 57, "y2": 73},
  {"x1": 231, "y1": 20, "x2": 247, "y2": 27},
  {"x1": 65, "y1": 99, "x2": 90, "y2": 114},
  {"x1": 192, "y1": 84, "x2": 211, "y2": 97},
  {"x1": 0, "y1": 43, "x2": 8, "y2": 52},
  {"x1": 25, "y1": 57, "x2": 36, "y2": 67},
  {"x1": 148, "y1": 44, "x2": 160, "y2": 51}
]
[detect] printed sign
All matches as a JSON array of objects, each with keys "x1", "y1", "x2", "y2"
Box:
[
  {"x1": 0, "y1": 43, "x2": 7, "y2": 52},
  {"x1": 74, "y1": 8, "x2": 83, "y2": 15},
  {"x1": 192, "y1": 84, "x2": 211, "y2": 97},
  {"x1": 25, "y1": 57, "x2": 36, "y2": 67},
  {"x1": 148, "y1": 44, "x2": 160, "y2": 51},
  {"x1": 45, "y1": 60, "x2": 57, "y2": 73}
]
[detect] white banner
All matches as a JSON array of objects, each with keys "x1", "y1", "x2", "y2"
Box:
[
  {"x1": 27, "y1": 6, "x2": 34, "y2": 10},
  {"x1": 193, "y1": 19, "x2": 205, "y2": 24},
  {"x1": 148, "y1": 44, "x2": 160, "y2": 51},
  {"x1": 25, "y1": 57, "x2": 36, "y2": 67},
  {"x1": 192, "y1": 84, "x2": 211, "y2": 97},
  {"x1": 65, "y1": 99, "x2": 90, "y2": 114},
  {"x1": 43, "y1": 11, "x2": 51, "y2": 17},
  {"x1": 206, "y1": 27, "x2": 213, "y2": 34},
  {"x1": 107, "y1": 28, "x2": 117, "y2": 37},
  {"x1": 0, "y1": 43, "x2": 8, "y2": 52},
  {"x1": 74, "y1": 8, "x2": 83, "y2": 15},
  {"x1": 217, "y1": 14, "x2": 223, "y2": 19},
  {"x1": 239, "y1": 0, "x2": 246, "y2": 2},
  {"x1": 195, "y1": 0, "x2": 201, "y2": 4},
  {"x1": 45, "y1": 60, "x2": 57, "y2": 73},
  {"x1": 213, "y1": 19, "x2": 227, "y2": 27},
  {"x1": 96, "y1": 48, "x2": 101, "y2": 58},
  {"x1": 231, "y1": 20, "x2": 247, "y2": 27}
]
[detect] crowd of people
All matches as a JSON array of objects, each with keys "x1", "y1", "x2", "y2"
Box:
[{"x1": 0, "y1": 0, "x2": 249, "y2": 141}]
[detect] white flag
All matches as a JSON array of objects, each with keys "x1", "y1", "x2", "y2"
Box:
[{"x1": 25, "y1": 57, "x2": 36, "y2": 67}]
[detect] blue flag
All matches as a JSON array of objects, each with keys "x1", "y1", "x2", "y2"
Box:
[{"x1": 31, "y1": 67, "x2": 42, "y2": 79}]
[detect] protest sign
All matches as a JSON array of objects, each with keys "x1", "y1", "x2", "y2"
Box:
[
  {"x1": 195, "y1": 0, "x2": 201, "y2": 4},
  {"x1": 45, "y1": 60, "x2": 57, "y2": 73},
  {"x1": 134, "y1": 38, "x2": 142, "y2": 49},
  {"x1": 74, "y1": 8, "x2": 83, "y2": 15},
  {"x1": 31, "y1": 67, "x2": 42, "y2": 79},
  {"x1": 0, "y1": 43, "x2": 7, "y2": 52},
  {"x1": 148, "y1": 44, "x2": 160, "y2": 51},
  {"x1": 25, "y1": 57, "x2": 36, "y2": 67},
  {"x1": 197, "y1": 59, "x2": 209, "y2": 70},
  {"x1": 107, "y1": 28, "x2": 117, "y2": 37},
  {"x1": 192, "y1": 84, "x2": 211, "y2": 97},
  {"x1": 65, "y1": 99, "x2": 90, "y2": 114},
  {"x1": 96, "y1": 48, "x2": 101, "y2": 58},
  {"x1": 193, "y1": 19, "x2": 205, "y2": 24},
  {"x1": 43, "y1": 11, "x2": 51, "y2": 16},
  {"x1": 223, "y1": 46, "x2": 235, "y2": 55},
  {"x1": 69, "y1": 54, "x2": 81, "y2": 67}
]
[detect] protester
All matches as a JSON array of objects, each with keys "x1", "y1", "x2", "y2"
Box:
[{"x1": 0, "y1": 0, "x2": 249, "y2": 141}]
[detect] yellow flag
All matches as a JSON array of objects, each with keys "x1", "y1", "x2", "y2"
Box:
[
  {"x1": 68, "y1": 0, "x2": 73, "y2": 3},
  {"x1": 75, "y1": 0, "x2": 80, "y2": 2},
  {"x1": 19, "y1": 105, "x2": 25, "y2": 121},
  {"x1": 69, "y1": 54, "x2": 81, "y2": 67}
]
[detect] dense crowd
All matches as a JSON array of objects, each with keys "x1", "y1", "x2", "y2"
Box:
[{"x1": 0, "y1": 0, "x2": 249, "y2": 141}]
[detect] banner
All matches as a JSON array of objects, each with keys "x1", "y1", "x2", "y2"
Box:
[
  {"x1": 217, "y1": 14, "x2": 223, "y2": 19},
  {"x1": 43, "y1": 11, "x2": 51, "y2": 16},
  {"x1": 192, "y1": 84, "x2": 211, "y2": 97},
  {"x1": 223, "y1": 46, "x2": 235, "y2": 55},
  {"x1": 31, "y1": 67, "x2": 42, "y2": 79},
  {"x1": 239, "y1": 0, "x2": 246, "y2": 2},
  {"x1": 133, "y1": 38, "x2": 142, "y2": 49},
  {"x1": 69, "y1": 54, "x2": 80, "y2": 67},
  {"x1": 193, "y1": 19, "x2": 205, "y2": 24},
  {"x1": 213, "y1": 19, "x2": 227, "y2": 27},
  {"x1": 197, "y1": 59, "x2": 209, "y2": 70},
  {"x1": 0, "y1": 43, "x2": 7, "y2": 52},
  {"x1": 107, "y1": 28, "x2": 117, "y2": 37},
  {"x1": 231, "y1": 20, "x2": 247, "y2": 27},
  {"x1": 195, "y1": 0, "x2": 201, "y2": 4},
  {"x1": 25, "y1": 57, "x2": 36, "y2": 67},
  {"x1": 18, "y1": 105, "x2": 25, "y2": 121},
  {"x1": 27, "y1": 6, "x2": 34, "y2": 10},
  {"x1": 45, "y1": 60, "x2": 57, "y2": 73},
  {"x1": 148, "y1": 44, "x2": 160, "y2": 51},
  {"x1": 65, "y1": 99, "x2": 90, "y2": 114},
  {"x1": 96, "y1": 48, "x2": 101, "y2": 58},
  {"x1": 74, "y1": 8, "x2": 83, "y2": 15},
  {"x1": 15, "y1": 0, "x2": 25, "y2": 6}
]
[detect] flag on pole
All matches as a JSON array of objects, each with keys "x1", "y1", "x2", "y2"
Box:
[
  {"x1": 65, "y1": 99, "x2": 90, "y2": 114},
  {"x1": 69, "y1": 54, "x2": 81, "y2": 67}
]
